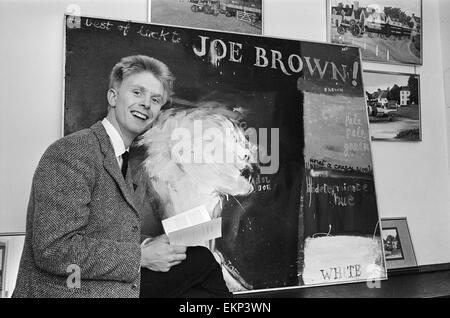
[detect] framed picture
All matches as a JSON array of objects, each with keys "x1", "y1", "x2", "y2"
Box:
[
  {"x1": 381, "y1": 218, "x2": 417, "y2": 270},
  {"x1": 0, "y1": 234, "x2": 25, "y2": 298},
  {"x1": 363, "y1": 70, "x2": 421, "y2": 142},
  {"x1": 0, "y1": 243, "x2": 5, "y2": 296},
  {"x1": 149, "y1": 0, "x2": 263, "y2": 35},
  {"x1": 327, "y1": 0, "x2": 422, "y2": 65}
]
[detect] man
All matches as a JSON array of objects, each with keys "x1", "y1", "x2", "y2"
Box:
[{"x1": 13, "y1": 55, "x2": 230, "y2": 298}]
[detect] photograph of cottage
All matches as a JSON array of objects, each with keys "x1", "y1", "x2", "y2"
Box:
[
  {"x1": 151, "y1": 0, "x2": 263, "y2": 35},
  {"x1": 382, "y1": 228, "x2": 404, "y2": 261},
  {"x1": 328, "y1": 0, "x2": 422, "y2": 65},
  {"x1": 364, "y1": 71, "x2": 421, "y2": 141}
]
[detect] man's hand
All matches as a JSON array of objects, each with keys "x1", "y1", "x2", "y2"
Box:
[{"x1": 140, "y1": 235, "x2": 187, "y2": 272}]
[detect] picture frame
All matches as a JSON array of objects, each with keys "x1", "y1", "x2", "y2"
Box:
[
  {"x1": 148, "y1": 0, "x2": 264, "y2": 35},
  {"x1": 363, "y1": 70, "x2": 421, "y2": 142},
  {"x1": 381, "y1": 218, "x2": 417, "y2": 270},
  {"x1": 327, "y1": 0, "x2": 423, "y2": 66},
  {"x1": 0, "y1": 233, "x2": 26, "y2": 298},
  {"x1": 0, "y1": 243, "x2": 5, "y2": 297}
]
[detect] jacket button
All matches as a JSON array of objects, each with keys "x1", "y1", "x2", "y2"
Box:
[
  {"x1": 132, "y1": 284, "x2": 138, "y2": 290},
  {"x1": 132, "y1": 225, "x2": 139, "y2": 232}
]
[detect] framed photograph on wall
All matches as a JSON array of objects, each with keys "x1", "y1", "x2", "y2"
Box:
[
  {"x1": 381, "y1": 218, "x2": 417, "y2": 270},
  {"x1": 327, "y1": 0, "x2": 422, "y2": 65},
  {"x1": 363, "y1": 70, "x2": 421, "y2": 141},
  {"x1": 149, "y1": 0, "x2": 263, "y2": 35}
]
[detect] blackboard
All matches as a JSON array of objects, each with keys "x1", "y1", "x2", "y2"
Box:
[{"x1": 64, "y1": 15, "x2": 386, "y2": 292}]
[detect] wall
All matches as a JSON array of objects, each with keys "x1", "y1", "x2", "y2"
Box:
[
  {"x1": 440, "y1": 0, "x2": 450, "y2": 178},
  {"x1": 0, "y1": 0, "x2": 148, "y2": 233},
  {"x1": 0, "y1": 0, "x2": 449, "y2": 267},
  {"x1": 0, "y1": 235, "x2": 25, "y2": 298},
  {"x1": 441, "y1": 0, "x2": 450, "y2": 110}
]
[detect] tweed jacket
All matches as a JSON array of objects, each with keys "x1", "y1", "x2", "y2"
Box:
[{"x1": 13, "y1": 121, "x2": 142, "y2": 298}]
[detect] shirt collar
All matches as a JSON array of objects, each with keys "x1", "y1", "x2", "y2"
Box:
[{"x1": 101, "y1": 118, "x2": 128, "y2": 158}]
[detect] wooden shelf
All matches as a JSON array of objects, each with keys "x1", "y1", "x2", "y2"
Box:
[{"x1": 235, "y1": 265, "x2": 450, "y2": 298}]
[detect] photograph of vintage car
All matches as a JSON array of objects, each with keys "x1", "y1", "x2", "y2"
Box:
[
  {"x1": 151, "y1": 0, "x2": 263, "y2": 34},
  {"x1": 364, "y1": 71, "x2": 421, "y2": 141},
  {"x1": 328, "y1": 0, "x2": 422, "y2": 65}
]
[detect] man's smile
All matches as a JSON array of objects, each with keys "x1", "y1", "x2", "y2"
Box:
[{"x1": 131, "y1": 110, "x2": 149, "y2": 120}]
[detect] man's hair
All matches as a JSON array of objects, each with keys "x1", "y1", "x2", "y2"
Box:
[{"x1": 109, "y1": 55, "x2": 175, "y2": 104}]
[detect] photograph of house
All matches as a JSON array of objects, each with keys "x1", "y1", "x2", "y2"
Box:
[
  {"x1": 400, "y1": 88, "x2": 411, "y2": 106},
  {"x1": 329, "y1": 0, "x2": 422, "y2": 65},
  {"x1": 364, "y1": 71, "x2": 420, "y2": 141},
  {"x1": 382, "y1": 228, "x2": 404, "y2": 260}
]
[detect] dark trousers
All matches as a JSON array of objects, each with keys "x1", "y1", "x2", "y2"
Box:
[{"x1": 140, "y1": 246, "x2": 233, "y2": 298}]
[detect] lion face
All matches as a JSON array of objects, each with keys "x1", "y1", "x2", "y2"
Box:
[{"x1": 137, "y1": 105, "x2": 258, "y2": 219}]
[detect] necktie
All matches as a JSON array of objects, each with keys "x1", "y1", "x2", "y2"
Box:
[{"x1": 121, "y1": 151, "x2": 129, "y2": 178}]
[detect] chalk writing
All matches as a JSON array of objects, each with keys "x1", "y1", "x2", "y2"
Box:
[
  {"x1": 344, "y1": 142, "x2": 370, "y2": 157},
  {"x1": 320, "y1": 264, "x2": 362, "y2": 281},
  {"x1": 252, "y1": 175, "x2": 272, "y2": 192},
  {"x1": 333, "y1": 193, "x2": 355, "y2": 207},
  {"x1": 324, "y1": 87, "x2": 344, "y2": 93},
  {"x1": 345, "y1": 114, "x2": 363, "y2": 127},
  {"x1": 82, "y1": 19, "x2": 183, "y2": 42},
  {"x1": 345, "y1": 114, "x2": 367, "y2": 140},
  {"x1": 309, "y1": 158, "x2": 372, "y2": 174},
  {"x1": 346, "y1": 126, "x2": 366, "y2": 139},
  {"x1": 85, "y1": 18, "x2": 114, "y2": 31},
  {"x1": 137, "y1": 26, "x2": 181, "y2": 43},
  {"x1": 256, "y1": 184, "x2": 271, "y2": 192},
  {"x1": 306, "y1": 177, "x2": 369, "y2": 195},
  {"x1": 305, "y1": 175, "x2": 370, "y2": 208},
  {"x1": 117, "y1": 23, "x2": 131, "y2": 37}
]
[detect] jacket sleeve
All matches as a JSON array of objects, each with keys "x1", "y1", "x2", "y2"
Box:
[{"x1": 31, "y1": 139, "x2": 141, "y2": 283}]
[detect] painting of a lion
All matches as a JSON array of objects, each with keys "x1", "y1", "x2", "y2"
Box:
[{"x1": 131, "y1": 102, "x2": 259, "y2": 291}]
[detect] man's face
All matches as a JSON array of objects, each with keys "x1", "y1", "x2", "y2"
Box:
[{"x1": 108, "y1": 71, "x2": 166, "y2": 142}]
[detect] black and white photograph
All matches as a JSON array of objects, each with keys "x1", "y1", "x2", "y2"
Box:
[
  {"x1": 381, "y1": 218, "x2": 417, "y2": 270},
  {"x1": 4, "y1": 0, "x2": 450, "y2": 301},
  {"x1": 364, "y1": 71, "x2": 421, "y2": 141},
  {"x1": 382, "y1": 228, "x2": 404, "y2": 260},
  {"x1": 328, "y1": 0, "x2": 422, "y2": 65},
  {"x1": 150, "y1": 0, "x2": 263, "y2": 35}
]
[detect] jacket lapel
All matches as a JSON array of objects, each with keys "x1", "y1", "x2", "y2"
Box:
[{"x1": 91, "y1": 121, "x2": 139, "y2": 217}]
